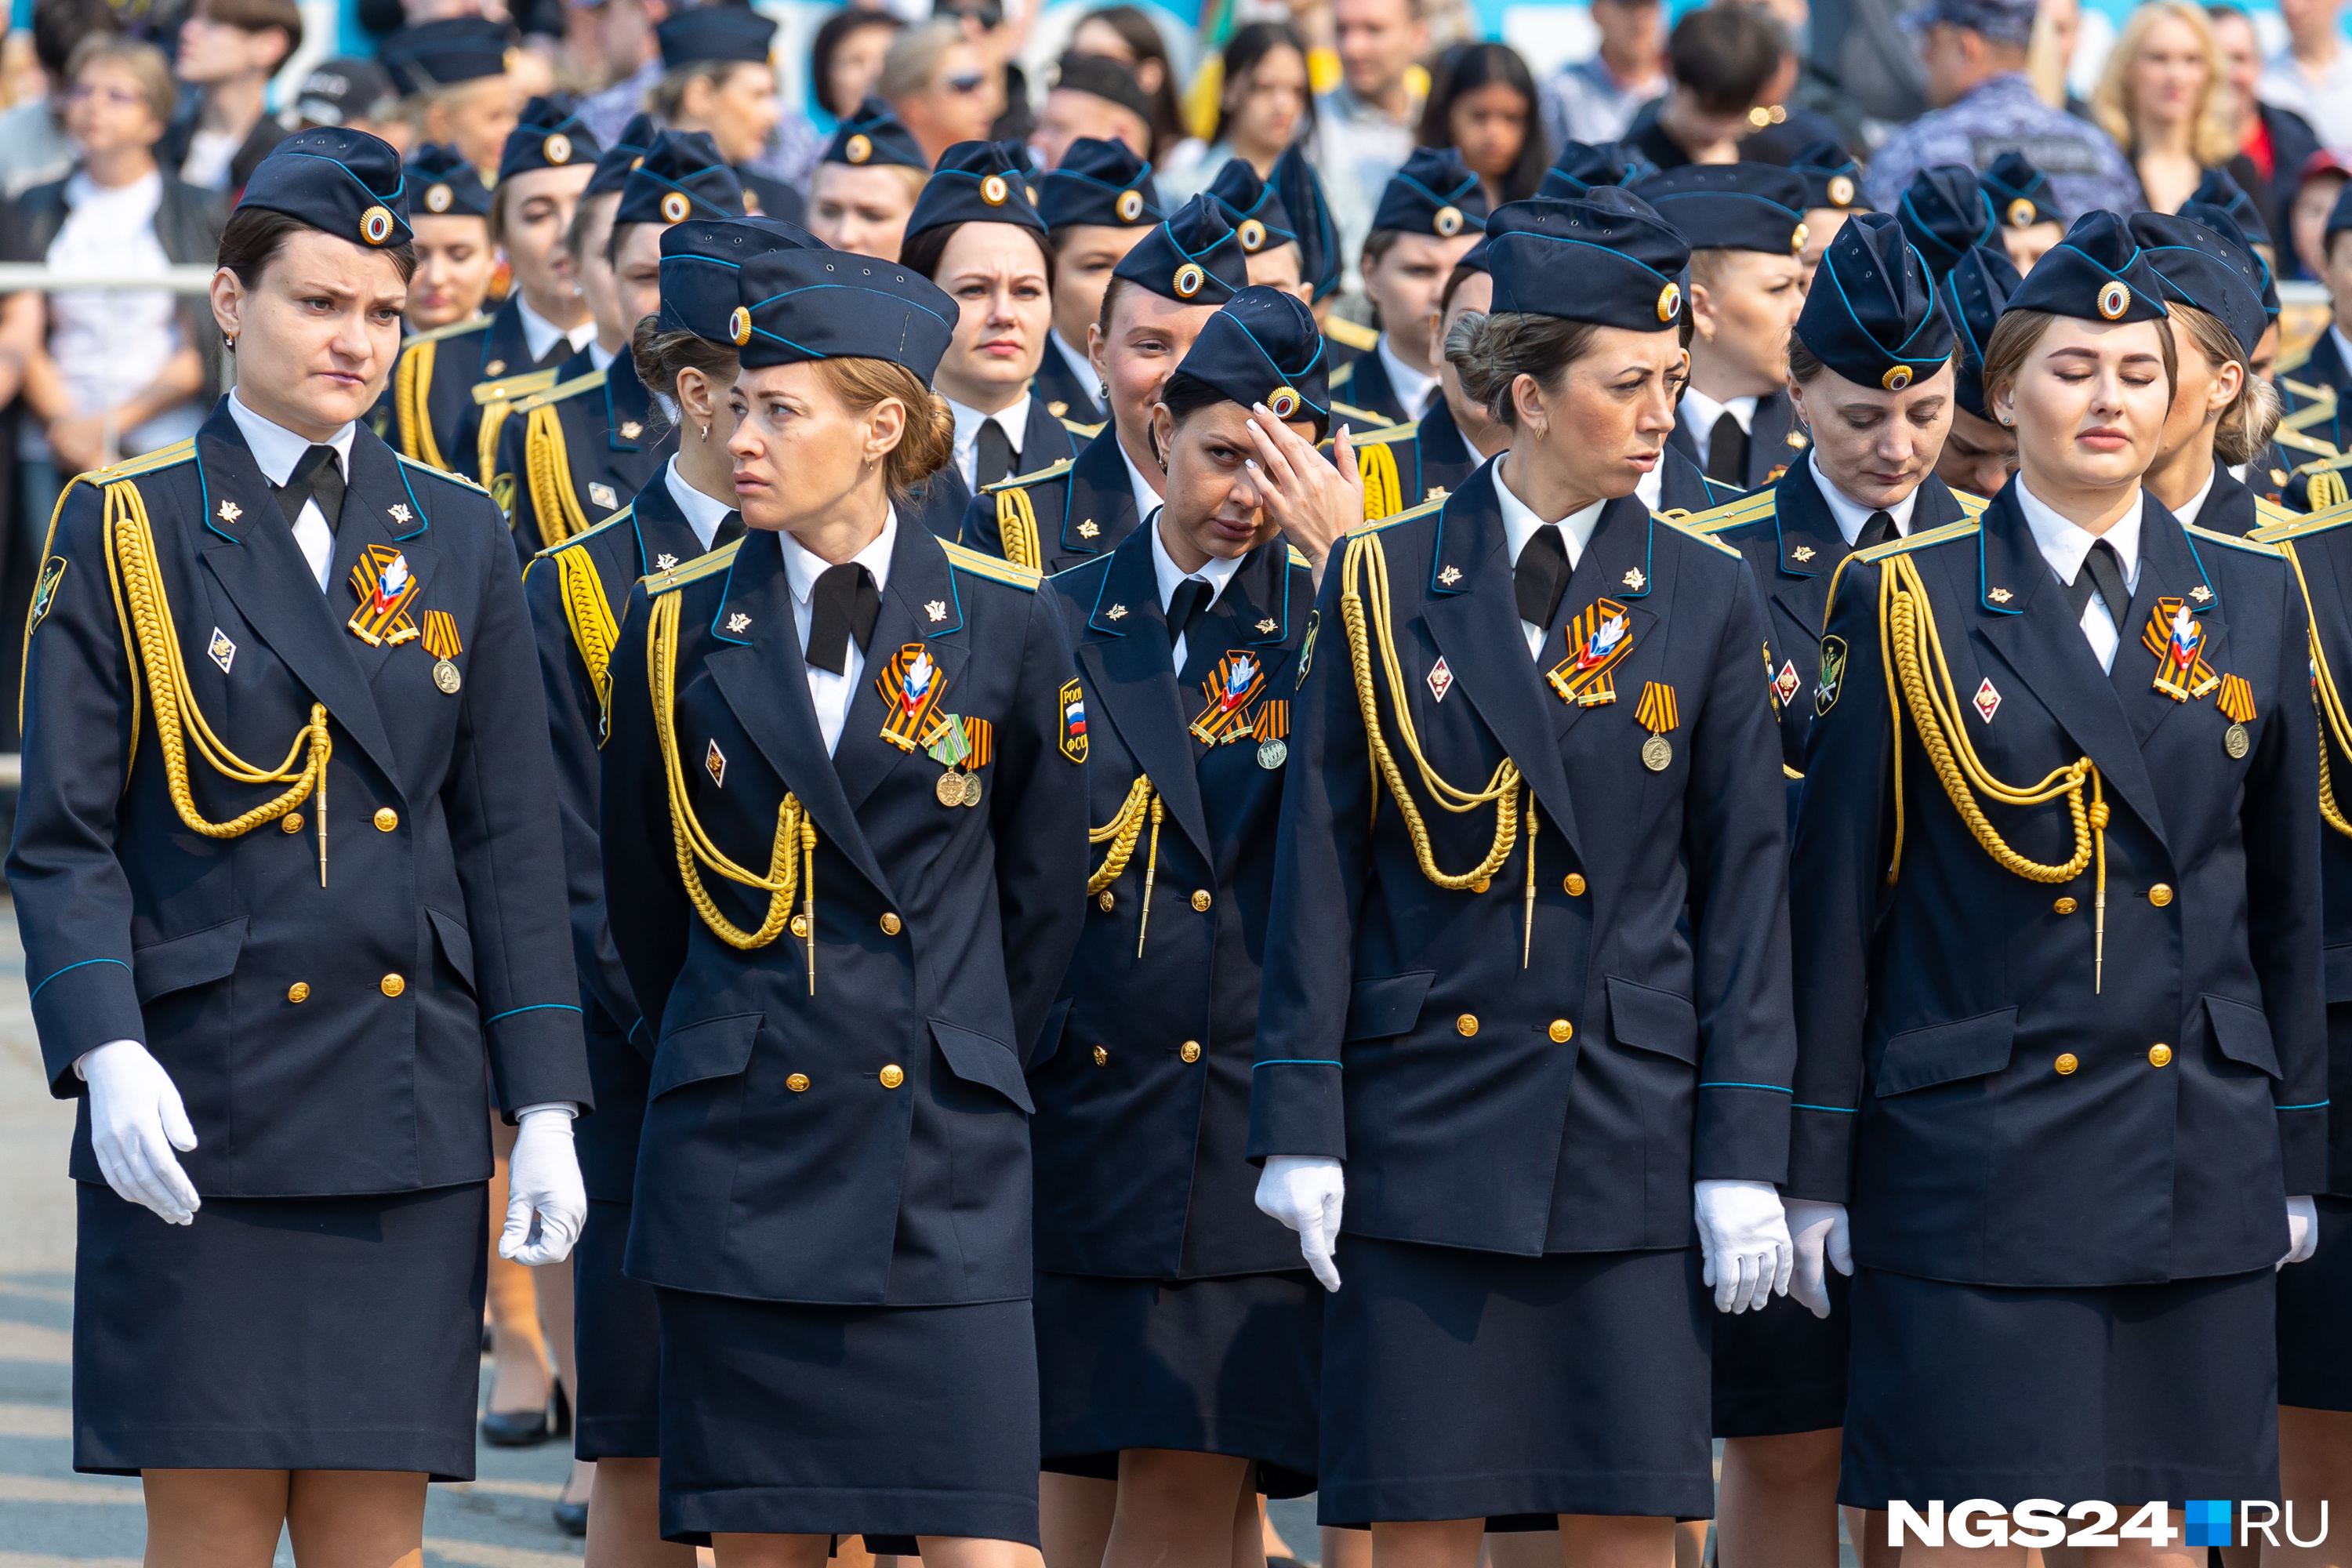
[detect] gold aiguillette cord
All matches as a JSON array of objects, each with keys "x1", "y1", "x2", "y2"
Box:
[{"x1": 1523, "y1": 789, "x2": 1537, "y2": 969}]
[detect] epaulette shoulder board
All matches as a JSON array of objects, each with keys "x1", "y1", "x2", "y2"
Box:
[
  {"x1": 1324, "y1": 317, "x2": 1379, "y2": 351},
  {"x1": 1686, "y1": 488, "x2": 1776, "y2": 535},
  {"x1": 396, "y1": 452, "x2": 490, "y2": 494},
  {"x1": 528, "y1": 368, "x2": 608, "y2": 411},
  {"x1": 1952, "y1": 490, "x2": 1991, "y2": 520},
  {"x1": 984, "y1": 456, "x2": 1073, "y2": 495},
  {"x1": 2274, "y1": 340, "x2": 2314, "y2": 376},
  {"x1": 1330, "y1": 361, "x2": 1356, "y2": 390},
  {"x1": 538, "y1": 505, "x2": 632, "y2": 558},
  {"x1": 2297, "y1": 448, "x2": 2352, "y2": 475},
  {"x1": 85, "y1": 437, "x2": 198, "y2": 485},
  {"x1": 2252, "y1": 493, "x2": 2352, "y2": 543},
  {"x1": 645, "y1": 537, "x2": 742, "y2": 594},
  {"x1": 2183, "y1": 520, "x2": 2279, "y2": 556},
  {"x1": 1356, "y1": 492, "x2": 1445, "y2": 535},
  {"x1": 403, "y1": 314, "x2": 494, "y2": 349},
  {"x1": 1287, "y1": 545, "x2": 1312, "y2": 568},
  {"x1": 2253, "y1": 495, "x2": 2298, "y2": 533},
  {"x1": 943, "y1": 537, "x2": 1042, "y2": 591},
  {"x1": 2281, "y1": 397, "x2": 2339, "y2": 433},
  {"x1": 1350, "y1": 419, "x2": 1419, "y2": 448},
  {"x1": 472, "y1": 365, "x2": 564, "y2": 407},
  {"x1": 1657, "y1": 510, "x2": 1743, "y2": 558},
  {"x1": 1330, "y1": 400, "x2": 1398, "y2": 429},
  {"x1": 1855, "y1": 516, "x2": 1979, "y2": 564},
  {"x1": 1061, "y1": 418, "x2": 1105, "y2": 440},
  {"x1": 2276, "y1": 426, "x2": 2339, "y2": 457}
]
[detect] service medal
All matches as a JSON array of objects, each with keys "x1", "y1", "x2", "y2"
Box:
[
  {"x1": 1635, "y1": 681, "x2": 1679, "y2": 771},
  {"x1": 1641, "y1": 734, "x2": 1673, "y2": 771},
  {"x1": 423, "y1": 610, "x2": 464, "y2": 694},
  {"x1": 1257, "y1": 738, "x2": 1288, "y2": 769},
  {"x1": 2225, "y1": 723, "x2": 2250, "y2": 758},
  {"x1": 936, "y1": 768, "x2": 967, "y2": 807},
  {"x1": 2218, "y1": 673, "x2": 2256, "y2": 757},
  {"x1": 1253, "y1": 699, "x2": 1289, "y2": 768}
]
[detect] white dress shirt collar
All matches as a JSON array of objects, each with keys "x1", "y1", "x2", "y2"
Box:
[
  {"x1": 1494, "y1": 455, "x2": 1609, "y2": 658},
  {"x1": 516, "y1": 296, "x2": 596, "y2": 365},
  {"x1": 778, "y1": 509, "x2": 898, "y2": 757},
  {"x1": 2169, "y1": 464, "x2": 2220, "y2": 530},
  {"x1": 2332, "y1": 324, "x2": 2352, "y2": 377},
  {"x1": 228, "y1": 387, "x2": 356, "y2": 484},
  {"x1": 1809, "y1": 451, "x2": 1918, "y2": 546},
  {"x1": 950, "y1": 394, "x2": 1033, "y2": 491},
  {"x1": 2016, "y1": 477, "x2": 2145, "y2": 673},
  {"x1": 1677, "y1": 386, "x2": 1757, "y2": 470},
  {"x1": 588, "y1": 339, "x2": 617, "y2": 373},
  {"x1": 1374, "y1": 333, "x2": 1439, "y2": 423},
  {"x1": 1150, "y1": 511, "x2": 1243, "y2": 673},
  {"x1": 663, "y1": 455, "x2": 736, "y2": 552},
  {"x1": 1049, "y1": 330, "x2": 1098, "y2": 402},
  {"x1": 1120, "y1": 438, "x2": 1165, "y2": 523}
]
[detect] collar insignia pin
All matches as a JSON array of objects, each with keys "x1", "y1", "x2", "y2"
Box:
[
  {"x1": 218, "y1": 500, "x2": 241, "y2": 524},
  {"x1": 1438, "y1": 564, "x2": 1462, "y2": 585},
  {"x1": 926, "y1": 599, "x2": 949, "y2": 622},
  {"x1": 1791, "y1": 545, "x2": 1815, "y2": 562},
  {"x1": 726, "y1": 612, "x2": 750, "y2": 633},
  {"x1": 1987, "y1": 587, "x2": 2013, "y2": 604},
  {"x1": 2191, "y1": 585, "x2": 2212, "y2": 603},
  {"x1": 1106, "y1": 603, "x2": 1128, "y2": 620},
  {"x1": 1622, "y1": 568, "x2": 1646, "y2": 590},
  {"x1": 1257, "y1": 618, "x2": 1278, "y2": 633},
  {"x1": 620, "y1": 421, "x2": 642, "y2": 440},
  {"x1": 1077, "y1": 520, "x2": 1100, "y2": 539},
  {"x1": 655, "y1": 553, "x2": 677, "y2": 570},
  {"x1": 387, "y1": 503, "x2": 412, "y2": 524}
]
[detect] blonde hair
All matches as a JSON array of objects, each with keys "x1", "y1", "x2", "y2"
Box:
[
  {"x1": 2091, "y1": 1, "x2": 2239, "y2": 169},
  {"x1": 2172, "y1": 302, "x2": 2281, "y2": 465},
  {"x1": 879, "y1": 20, "x2": 966, "y2": 103},
  {"x1": 811, "y1": 357, "x2": 954, "y2": 507},
  {"x1": 66, "y1": 36, "x2": 175, "y2": 130}
]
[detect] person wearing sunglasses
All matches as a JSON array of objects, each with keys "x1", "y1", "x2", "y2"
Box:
[{"x1": 882, "y1": 16, "x2": 1003, "y2": 166}]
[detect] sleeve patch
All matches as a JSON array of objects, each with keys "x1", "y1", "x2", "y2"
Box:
[
  {"x1": 1059, "y1": 678, "x2": 1088, "y2": 764},
  {"x1": 27, "y1": 555, "x2": 66, "y2": 633}
]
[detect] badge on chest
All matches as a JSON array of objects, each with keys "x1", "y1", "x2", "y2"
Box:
[{"x1": 347, "y1": 545, "x2": 422, "y2": 647}]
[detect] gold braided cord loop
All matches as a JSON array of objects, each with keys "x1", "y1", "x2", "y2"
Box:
[
  {"x1": 395, "y1": 339, "x2": 444, "y2": 469},
  {"x1": 100, "y1": 479, "x2": 331, "y2": 860},
  {"x1": 2276, "y1": 542, "x2": 2352, "y2": 839},
  {"x1": 526, "y1": 403, "x2": 591, "y2": 544},
  {"x1": 2314, "y1": 472, "x2": 2350, "y2": 512},
  {"x1": 996, "y1": 486, "x2": 1043, "y2": 572},
  {"x1": 477, "y1": 394, "x2": 523, "y2": 489},
  {"x1": 648, "y1": 590, "x2": 816, "y2": 949},
  {"x1": 1340, "y1": 530, "x2": 1522, "y2": 890},
  {"x1": 1358, "y1": 441, "x2": 1403, "y2": 521},
  {"x1": 1087, "y1": 773, "x2": 1153, "y2": 893},
  {"x1": 554, "y1": 545, "x2": 620, "y2": 736}
]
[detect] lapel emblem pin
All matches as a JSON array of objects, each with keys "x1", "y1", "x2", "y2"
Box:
[
  {"x1": 1622, "y1": 568, "x2": 1646, "y2": 590},
  {"x1": 387, "y1": 503, "x2": 412, "y2": 525},
  {"x1": 1773, "y1": 659, "x2": 1800, "y2": 704},
  {"x1": 1791, "y1": 546, "x2": 1815, "y2": 562},
  {"x1": 655, "y1": 553, "x2": 678, "y2": 570},
  {"x1": 1077, "y1": 520, "x2": 1100, "y2": 539},
  {"x1": 1428, "y1": 657, "x2": 1454, "y2": 702},
  {"x1": 727, "y1": 613, "x2": 751, "y2": 633},
  {"x1": 926, "y1": 599, "x2": 949, "y2": 622},
  {"x1": 484, "y1": 359, "x2": 506, "y2": 379},
  {"x1": 209, "y1": 628, "x2": 236, "y2": 674},
  {"x1": 2190, "y1": 585, "x2": 2212, "y2": 603},
  {"x1": 1257, "y1": 618, "x2": 1278, "y2": 633},
  {"x1": 1973, "y1": 677, "x2": 2002, "y2": 723},
  {"x1": 620, "y1": 421, "x2": 643, "y2": 441},
  {"x1": 705, "y1": 740, "x2": 726, "y2": 787},
  {"x1": 1438, "y1": 565, "x2": 1462, "y2": 585},
  {"x1": 218, "y1": 500, "x2": 241, "y2": 524},
  {"x1": 1987, "y1": 587, "x2": 2013, "y2": 603},
  {"x1": 1106, "y1": 603, "x2": 1128, "y2": 620},
  {"x1": 589, "y1": 483, "x2": 619, "y2": 510}
]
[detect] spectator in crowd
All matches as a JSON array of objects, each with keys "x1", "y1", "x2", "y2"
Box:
[
  {"x1": 2289, "y1": 150, "x2": 2352, "y2": 281},
  {"x1": 575, "y1": 0, "x2": 670, "y2": 151},
  {"x1": 288, "y1": 56, "x2": 407, "y2": 154},
  {"x1": 2031, "y1": 0, "x2": 2094, "y2": 116},
  {"x1": 1541, "y1": 0, "x2": 1665, "y2": 149},
  {"x1": 0, "y1": 0, "x2": 114, "y2": 198},
  {"x1": 1029, "y1": 51, "x2": 1153, "y2": 169},
  {"x1": 1864, "y1": 0, "x2": 2140, "y2": 222},
  {"x1": 380, "y1": 17, "x2": 522, "y2": 174},
  {"x1": 650, "y1": 5, "x2": 800, "y2": 222},
  {"x1": 402, "y1": 141, "x2": 495, "y2": 332},
  {"x1": 1730, "y1": 0, "x2": 1873, "y2": 156},
  {"x1": 2090, "y1": 0, "x2": 2241, "y2": 215},
  {"x1": 158, "y1": 0, "x2": 296, "y2": 197},
  {"x1": 8, "y1": 36, "x2": 219, "y2": 537},
  {"x1": 1622, "y1": 5, "x2": 1784, "y2": 170},
  {"x1": 2259, "y1": 0, "x2": 2352, "y2": 151},
  {"x1": 882, "y1": 19, "x2": 995, "y2": 167},
  {"x1": 1312, "y1": 0, "x2": 1431, "y2": 297},
  {"x1": 807, "y1": 96, "x2": 928, "y2": 260},
  {"x1": 938, "y1": 0, "x2": 1033, "y2": 143},
  {"x1": 1156, "y1": 21, "x2": 1312, "y2": 203},
  {"x1": 2208, "y1": 3, "x2": 2321, "y2": 245},
  {"x1": 1069, "y1": 5, "x2": 1189, "y2": 162},
  {"x1": 810, "y1": 7, "x2": 902, "y2": 129},
  {"x1": 1415, "y1": 42, "x2": 1544, "y2": 207}
]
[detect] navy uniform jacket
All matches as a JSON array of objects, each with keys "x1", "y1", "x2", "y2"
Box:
[
  {"x1": 1327, "y1": 342, "x2": 1417, "y2": 429},
  {"x1": 1702, "y1": 460, "x2": 1980, "y2": 773},
  {"x1": 601, "y1": 520, "x2": 1089, "y2": 1304},
  {"x1": 1658, "y1": 444, "x2": 1743, "y2": 517},
  {"x1": 2190, "y1": 462, "x2": 2297, "y2": 538},
  {"x1": 521, "y1": 474, "x2": 717, "y2": 1201},
  {"x1": 1323, "y1": 320, "x2": 1375, "y2": 390},
  {"x1": 908, "y1": 397, "x2": 1080, "y2": 543},
  {"x1": 1247, "y1": 466, "x2": 1798, "y2": 1254},
  {"x1": 963, "y1": 424, "x2": 1146, "y2": 574},
  {"x1": 1667, "y1": 389, "x2": 1806, "y2": 492},
  {"x1": 1032, "y1": 343, "x2": 1105, "y2": 426},
  {"x1": 495, "y1": 349, "x2": 673, "y2": 566},
  {"x1": 1033, "y1": 528, "x2": 1316, "y2": 1279},
  {"x1": 9, "y1": 401, "x2": 592, "y2": 1196},
  {"x1": 2278, "y1": 332, "x2": 2350, "y2": 512},
  {"x1": 390, "y1": 299, "x2": 569, "y2": 482},
  {"x1": 1788, "y1": 485, "x2": 2325, "y2": 1285}
]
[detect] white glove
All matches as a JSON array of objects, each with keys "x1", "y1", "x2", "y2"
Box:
[
  {"x1": 1784, "y1": 1198, "x2": 1853, "y2": 1319},
  {"x1": 2280, "y1": 1194, "x2": 2320, "y2": 1269},
  {"x1": 501, "y1": 1105, "x2": 586, "y2": 1266},
  {"x1": 1693, "y1": 1178, "x2": 1793, "y2": 1314},
  {"x1": 76, "y1": 1040, "x2": 200, "y2": 1225},
  {"x1": 1254, "y1": 1155, "x2": 1345, "y2": 1292}
]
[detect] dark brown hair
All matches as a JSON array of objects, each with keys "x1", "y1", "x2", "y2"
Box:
[
  {"x1": 630, "y1": 315, "x2": 739, "y2": 441},
  {"x1": 1443, "y1": 309, "x2": 1603, "y2": 426},
  {"x1": 194, "y1": 0, "x2": 302, "y2": 57},
  {"x1": 1788, "y1": 331, "x2": 1959, "y2": 387},
  {"x1": 1415, "y1": 42, "x2": 1545, "y2": 204},
  {"x1": 900, "y1": 218, "x2": 1057, "y2": 293},
  {"x1": 218, "y1": 204, "x2": 417, "y2": 287},
  {"x1": 1667, "y1": 4, "x2": 1784, "y2": 114}
]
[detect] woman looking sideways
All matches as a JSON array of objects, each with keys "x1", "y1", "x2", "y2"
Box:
[
  {"x1": 1034, "y1": 136, "x2": 1162, "y2": 429},
  {"x1": 805, "y1": 96, "x2": 929, "y2": 261}
]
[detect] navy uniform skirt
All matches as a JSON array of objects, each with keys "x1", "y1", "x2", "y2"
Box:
[
  {"x1": 2276, "y1": 1195, "x2": 2352, "y2": 1411},
  {"x1": 1840, "y1": 1265, "x2": 2278, "y2": 1509},
  {"x1": 655, "y1": 1287, "x2": 1040, "y2": 1547},
  {"x1": 1712, "y1": 1270, "x2": 1851, "y2": 1437},
  {"x1": 1034, "y1": 1269, "x2": 1321, "y2": 1497},
  {"x1": 573, "y1": 1198, "x2": 662, "y2": 1459},
  {"x1": 72, "y1": 1180, "x2": 488, "y2": 1478},
  {"x1": 1316, "y1": 1236, "x2": 1714, "y2": 1525}
]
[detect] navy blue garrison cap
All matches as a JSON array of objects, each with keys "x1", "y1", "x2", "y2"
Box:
[
  {"x1": 1897, "y1": 164, "x2": 1998, "y2": 277},
  {"x1": 1485, "y1": 191, "x2": 1690, "y2": 332},
  {"x1": 378, "y1": 18, "x2": 509, "y2": 94},
  {"x1": 1111, "y1": 193, "x2": 1250, "y2": 306},
  {"x1": 2003, "y1": 211, "x2": 2171, "y2": 326},
  {"x1": 2190, "y1": 166, "x2": 2270, "y2": 246},
  {"x1": 1040, "y1": 136, "x2": 1160, "y2": 230},
  {"x1": 1270, "y1": 143, "x2": 1341, "y2": 301},
  {"x1": 1373, "y1": 147, "x2": 1488, "y2": 238},
  {"x1": 239, "y1": 128, "x2": 412, "y2": 249},
  {"x1": 616, "y1": 130, "x2": 746, "y2": 228},
  {"x1": 1944, "y1": 244, "x2": 2022, "y2": 419},
  {"x1": 731, "y1": 248, "x2": 956, "y2": 379},
  {"x1": 823, "y1": 96, "x2": 927, "y2": 172},
  {"x1": 660, "y1": 216, "x2": 826, "y2": 342},
  {"x1": 905, "y1": 140, "x2": 1047, "y2": 250},
  {"x1": 2180, "y1": 200, "x2": 2279, "y2": 321},
  {"x1": 656, "y1": 4, "x2": 775, "y2": 68},
  {"x1": 405, "y1": 142, "x2": 490, "y2": 220},
  {"x1": 1171, "y1": 285, "x2": 1330, "y2": 429},
  {"x1": 586, "y1": 112, "x2": 659, "y2": 198},
  {"x1": 1980, "y1": 151, "x2": 2060, "y2": 232},
  {"x1": 1633, "y1": 163, "x2": 1809, "y2": 255},
  {"x1": 2129, "y1": 210, "x2": 2267, "y2": 357},
  {"x1": 499, "y1": 95, "x2": 598, "y2": 183},
  {"x1": 1539, "y1": 140, "x2": 1655, "y2": 199},
  {"x1": 1796, "y1": 212, "x2": 1955, "y2": 391},
  {"x1": 1207, "y1": 156, "x2": 1296, "y2": 255},
  {"x1": 1790, "y1": 140, "x2": 1867, "y2": 212}
]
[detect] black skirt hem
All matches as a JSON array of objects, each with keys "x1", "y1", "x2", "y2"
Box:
[
  {"x1": 1315, "y1": 1470, "x2": 1718, "y2": 1526},
  {"x1": 1041, "y1": 1421, "x2": 1316, "y2": 1498},
  {"x1": 1712, "y1": 1389, "x2": 1846, "y2": 1439},
  {"x1": 76, "y1": 1425, "x2": 474, "y2": 1482},
  {"x1": 575, "y1": 1416, "x2": 661, "y2": 1461},
  {"x1": 660, "y1": 1484, "x2": 1041, "y2": 1548}
]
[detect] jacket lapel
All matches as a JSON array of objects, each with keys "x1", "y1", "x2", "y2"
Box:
[
  {"x1": 830, "y1": 520, "x2": 971, "y2": 817},
  {"x1": 604, "y1": 357, "x2": 654, "y2": 455},
  {"x1": 1062, "y1": 432, "x2": 1141, "y2": 557},
  {"x1": 1076, "y1": 532, "x2": 1211, "y2": 860},
  {"x1": 1549, "y1": 497, "x2": 1661, "y2": 744},
  {"x1": 627, "y1": 471, "x2": 717, "y2": 570},
  {"x1": 1768, "y1": 459, "x2": 1846, "y2": 641},
  {"x1": 1022, "y1": 397, "x2": 1077, "y2": 472},
  {"x1": 1748, "y1": 391, "x2": 1802, "y2": 488},
  {"x1": 332, "y1": 430, "x2": 441, "y2": 686},
  {"x1": 2107, "y1": 498, "x2": 2223, "y2": 756}
]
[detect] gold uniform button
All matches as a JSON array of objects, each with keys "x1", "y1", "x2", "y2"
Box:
[
  {"x1": 1092, "y1": 1045, "x2": 1109, "y2": 1065},
  {"x1": 786, "y1": 1073, "x2": 810, "y2": 1093},
  {"x1": 1472, "y1": 878, "x2": 1490, "y2": 894},
  {"x1": 1456, "y1": 1014, "x2": 1479, "y2": 1037},
  {"x1": 790, "y1": 914, "x2": 810, "y2": 938},
  {"x1": 2149, "y1": 1044, "x2": 2172, "y2": 1067},
  {"x1": 879, "y1": 1064, "x2": 905, "y2": 1089},
  {"x1": 281, "y1": 813, "x2": 303, "y2": 833},
  {"x1": 2053, "y1": 897, "x2": 2078, "y2": 915},
  {"x1": 373, "y1": 808, "x2": 398, "y2": 831},
  {"x1": 380, "y1": 973, "x2": 405, "y2": 997},
  {"x1": 880, "y1": 913, "x2": 902, "y2": 935},
  {"x1": 1563, "y1": 873, "x2": 1587, "y2": 897},
  {"x1": 287, "y1": 982, "x2": 310, "y2": 1004},
  {"x1": 2055, "y1": 1053, "x2": 2078, "y2": 1075},
  {"x1": 2148, "y1": 884, "x2": 2174, "y2": 907},
  {"x1": 1098, "y1": 891, "x2": 1116, "y2": 912},
  {"x1": 1548, "y1": 1019, "x2": 1573, "y2": 1043},
  {"x1": 1191, "y1": 889, "x2": 1212, "y2": 912},
  {"x1": 1180, "y1": 1040, "x2": 1202, "y2": 1063}
]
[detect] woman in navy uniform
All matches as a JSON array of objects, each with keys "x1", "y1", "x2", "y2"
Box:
[
  {"x1": 1035, "y1": 136, "x2": 1163, "y2": 432},
  {"x1": 1248, "y1": 188, "x2": 1801, "y2": 1565},
  {"x1": 1205, "y1": 158, "x2": 1311, "y2": 310},
  {"x1": 1033, "y1": 286, "x2": 1357, "y2": 1567},
  {"x1": 1789, "y1": 212, "x2": 2324, "y2": 1540},
  {"x1": 964, "y1": 196, "x2": 1249, "y2": 574},
  {"x1": 1340, "y1": 151, "x2": 1488, "y2": 434},
  {"x1": 807, "y1": 97, "x2": 930, "y2": 262},
  {"x1": 9, "y1": 128, "x2": 590, "y2": 1559},
  {"x1": 599, "y1": 241, "x2": 1090, "y2": 1555},
  {"x1": 1936, "y1": 245, "x2": 2027, "y2": 503}
]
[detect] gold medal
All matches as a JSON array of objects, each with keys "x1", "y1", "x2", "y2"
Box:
[
  {"x1": 2225, "y1": 721, "x2": 2249, "y2": 758},
  {"x1": 1642, "y1": 733, "x2": 1673, "y2": 771},
  {"x1": 937, "y1": 768, "x2": 967, "y2": 807},
  {"x1": 433, "y1": 658, "x2": 462, "y2": 694}
]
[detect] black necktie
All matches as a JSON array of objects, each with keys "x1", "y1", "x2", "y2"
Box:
[
  {"x1": 2063, "y1": 539, "x2": 2132, "y2": 636},
  {"x1": 976, "y1": 419, "x2": 1017, "y2": 491},
  {"x1": 805, "y1": 562, "x2": 880, "y2": 674},
  {"x1": 1167, "y1": 578, "x2": 1213, "y2": 654},
  {"x1": 1514, "y1": 524, "x2": 1571, "y2": 634},
  {"x1": 1706, "y1": 412, "x2": 1749, "y2": 487},
  {"x1": 710, "y1": 510, "x2": 746, "y2": 550},
  {"x1": 274, "y1": 443, "x2": 344, "y2": 533},
  {"x1": 1855, "y1": 510, "x2": 1899, "y2": 550}
]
